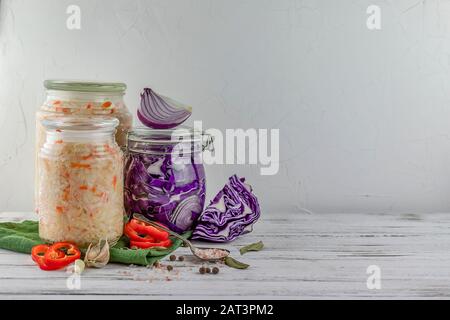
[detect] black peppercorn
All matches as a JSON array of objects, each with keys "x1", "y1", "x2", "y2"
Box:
[
  {"x1": 167, "y1": 265, "x2": 173, "y2": 271},
  {"x1": 199, "y1": 266, "x2": 206, "y2": 274},
  {"x1": 212, "y1": 267, "x2": 219, "y2": 274},
  {"x1": 205, "y1": 267, "x2": 211, "y2": 274},
  {"x1": 169, "y1": 255, "x2": 176, "y2": 261},
  {"x1": 178, "y1": 256, "x2": 185, "y2": 261}
]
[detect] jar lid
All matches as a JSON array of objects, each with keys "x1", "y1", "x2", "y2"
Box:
[
  {"x1": 127, "y1": 126, "x2": 214, "y2": 154},
  {"x1": 41, "y1": 116, "x2": 119, "y2": 132},
  {"x1": 44, "y1": 80, "x2": 127, "y2": 93}
]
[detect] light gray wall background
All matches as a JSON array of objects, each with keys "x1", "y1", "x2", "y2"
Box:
[{"x1": 1, "y1": 0, "x2": 450, "y2": 214}]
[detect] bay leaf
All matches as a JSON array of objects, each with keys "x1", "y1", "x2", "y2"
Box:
[
  {"x1": 225, "y1": 256, "x2": 249, "y2": 269},
  {"x1": 240, "y1": 241, "x2": 264, "y2": 255}
]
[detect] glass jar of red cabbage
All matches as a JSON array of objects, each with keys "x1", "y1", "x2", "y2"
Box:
[{"x1": 124, "y1": 126, "x2": 213, "y2": 232}]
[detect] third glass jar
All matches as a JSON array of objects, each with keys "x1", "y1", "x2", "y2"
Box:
[{"x1": 124, "y1": 126, "x2": 213, "y2": 233}]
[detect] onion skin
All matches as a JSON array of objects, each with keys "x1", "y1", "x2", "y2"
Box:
[{"x1": 138, "y1": 88, "x2": 192, "y2": 129}]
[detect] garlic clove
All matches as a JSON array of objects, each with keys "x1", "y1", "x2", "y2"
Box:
[
  {"x1": 84, "y1": 239, "x2": 110, "y2": 268},
  {"x1": 74, "y1": 259, "x2": 85, "y2": 274}
]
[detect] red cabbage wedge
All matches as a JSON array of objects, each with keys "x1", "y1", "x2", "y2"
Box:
[
  {"x1": 192, "y1": 175, "x2": 261, "y2": 242},
  {"x1": 138, "y1": 88, "x2": 192, "y2": 129}
]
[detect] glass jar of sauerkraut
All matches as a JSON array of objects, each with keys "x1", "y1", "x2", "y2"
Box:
[
  {"x1": 124, "y1": 127, "x2": 213, "y2": 233},
  {"x1": 35, "y1": 80, "x2": 132, "y2": 213},
  {"x1": 38, "y1": 117, "x2": 125, "y2": 247}
]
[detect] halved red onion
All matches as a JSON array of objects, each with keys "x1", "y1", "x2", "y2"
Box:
[{"x1": 138, "y1": 88, "x2": 192, "y2": 129}]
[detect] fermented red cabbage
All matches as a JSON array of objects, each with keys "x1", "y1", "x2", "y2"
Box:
[
  {"x1": 192, "y1": 175, "x2": 261, "y2": 242},
  {"x1": 124, "y1": 150, "x2": 206, "y2": 233}
]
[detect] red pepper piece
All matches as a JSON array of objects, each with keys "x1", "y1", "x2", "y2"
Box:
[
  {"x1": 44, "y1": 242, "x2": 81, "y2": 269},
  {"x1": 130, "y1": 239, "x2": 172, "y2": 249},
  {"x1": 128, "y1": 218, "x2": 169, "y2": 241},
  {"x1": 124, "y1": 224, "x2": 155, "y2": 242},
  {"x1": 31, "y1": 244, "x2": 63, "y2": 271}
]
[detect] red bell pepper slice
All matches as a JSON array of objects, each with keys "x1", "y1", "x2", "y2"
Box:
[
  {"x1": 130, "y1": 239, "x2": 172, "y2": 249},
  {"x1": 128, "y1": 218, "x2": 169, "y2": 241},
  {"x1": 124, "y1": 224, "x2": 155, "y2": 242},
  {"x1": 44, "y1": 242, "x2": 81, "y2": 269},
  {"x1": 31, "y1": 244, "x2": 63, "y2": 271}
]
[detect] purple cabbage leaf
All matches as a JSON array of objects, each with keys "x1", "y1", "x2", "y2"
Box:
[{"x1": 192, "y1": 175, "x2": 261, "y2": 242}]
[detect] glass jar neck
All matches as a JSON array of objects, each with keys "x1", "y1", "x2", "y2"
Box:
[
  {"x1": 126, "y1": 126, "x2": 213, "y2": 155},
  {"x1": 41, "y1": 116, "x2": 119, "y2": 144},
  {"x1": 46, "y1": 130, "x2": 115, "y2": 143},
  {"x1": 44, "y1": 90, "x2": 125, "y2": 112},
  {"x1": 46, "y1": 89, "x2": 124, "y2": 102}
]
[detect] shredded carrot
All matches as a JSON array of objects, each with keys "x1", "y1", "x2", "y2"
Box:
[
  {"x1": 81, "y1": 153, "x2": 93, "y2": 160},
  {"x1": 112, "y1": 175, "x2": 117, "y2": 190},
  {"x1": 104, "y1": 144, "x2": 116, "y2": 155},
  {"x1": 56, "y1": 206, "x2": 64, "y2": 214},
  {"x1": 70, "y1": 163, "x2": 91, "y2": 169},
  {"x1": 55, "y1": 106, "x2": 70, "y2": 113},
  {"x1": 55, "y1": 139, "x2": 64, "y2": 144},
  {"x1": 102, "y1": 101, "x2": 112, "y2": 109},
  {"x1": 53, "y1": 100, "x2": 61, "y2": 105},
  {"x1": 96, "y1": 192, "x2": 109, "y2": 202},
  {"x1": 79, "y1": 185, "x2": 89, "y2": 190},
  {"x1": 62, "y1": 186, "x2": 70, "y2": 201},
  {"x1": 96, "y1": 191, "x2": 106, "y2": 198},
  {"x1": 91, "y1": 186, "x2": 97, "y2": 193},
  {"x1": 110, "y1": 108, "x2": 115, "y2": 114},
  {"x1": 85, "y1": 103, "x2": 92, "y2": 109},
  {"x1": 56, "y1": 129, "x2": 62, "y2": 133}
]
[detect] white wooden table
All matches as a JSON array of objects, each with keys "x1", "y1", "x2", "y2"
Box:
[{"x1": 1, "y1": 211, "x2": 450, "y2": 299}]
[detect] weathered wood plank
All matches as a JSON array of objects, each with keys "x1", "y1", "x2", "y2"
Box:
[{"x1": 1, "y1": 211, "x2": 450, "y2": 299}]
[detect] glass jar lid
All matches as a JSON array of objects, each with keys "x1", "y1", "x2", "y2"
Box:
[
  {"x1": 127, "y1": 126, "x2": 214, "y2": 154},
  {"x1": 44, "y1": 80, "x2": 126, "y2": 93}
]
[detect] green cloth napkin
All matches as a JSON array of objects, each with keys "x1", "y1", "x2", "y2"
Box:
[{"x1": 0, "y1": 220, "x2": 191, "y2": 266}]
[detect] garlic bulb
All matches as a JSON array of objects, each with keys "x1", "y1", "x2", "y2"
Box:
[{"x1": 84, "y1": 240, "x2": 110, "y2": 268}]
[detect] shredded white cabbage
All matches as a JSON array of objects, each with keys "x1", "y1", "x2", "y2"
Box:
[
  {"x1": 35, "y1": 98, "x2": 131, "y2": 216},
  {"x1": 38, "y1": 139, "x2": 124, "y2": 247}
]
